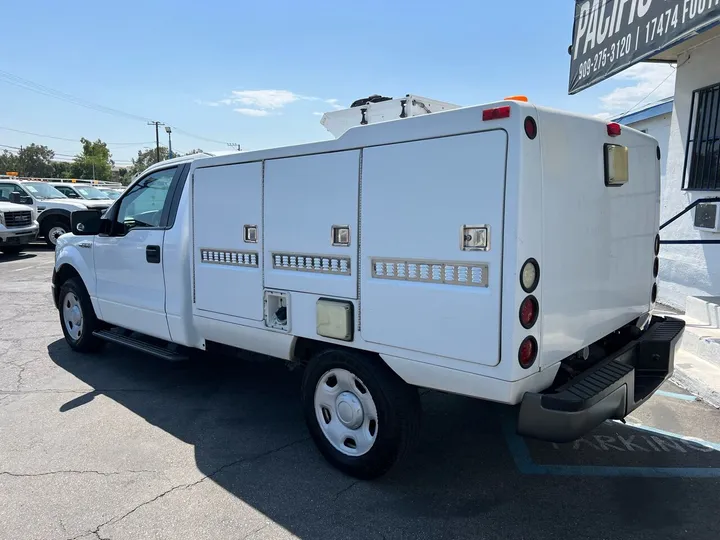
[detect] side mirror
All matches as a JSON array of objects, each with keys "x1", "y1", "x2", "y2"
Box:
[
  {"x1": 9, "y1": 191, "x2": 33, "y2": 206},
  {"x1": 71, "y1": 210, "x2": 103, "y2": 235}
]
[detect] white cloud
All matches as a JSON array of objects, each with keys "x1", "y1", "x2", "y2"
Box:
[
  {"x1": 234, "y1": 108, "x2": 271, "y2": 117},
  {"x1": 312, "y1": 112, "x2": 324, "y2": 116},
  {"x1": 197, "y1": 89, "x2": 345, "y2": 117},
  {"x1": 325, "y1": 98, "x2": 344, "y2": 110},
  {"x1": 597, "y1": 63, "x2": 676, "y2": 115},
  {"x1": 231, "y1": 90, "x2": 305, "y2": 110}
]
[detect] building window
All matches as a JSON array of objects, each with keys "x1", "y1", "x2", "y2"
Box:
[{"x1": 684, "y1": 82, "x2": 720, "y2": 190}]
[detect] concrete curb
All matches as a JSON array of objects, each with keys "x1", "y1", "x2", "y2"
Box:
[{"x1": 670, "y1": 352, "x2": 720, "y2": 409}]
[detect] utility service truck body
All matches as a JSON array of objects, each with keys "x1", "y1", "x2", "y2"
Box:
[{"x1": 53, "y1": 97, "x2": 685, "y2": 478}]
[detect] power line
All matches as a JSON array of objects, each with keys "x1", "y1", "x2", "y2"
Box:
[
  {"x1": 0, "y1": 126, "x2": 153, "y2": 146},
  {"x1": 615, "y1": 66, "x2": 677, "y2": 119},
  {"x1": 0, "y1": 69, "x2": 235, "y2": 146}
]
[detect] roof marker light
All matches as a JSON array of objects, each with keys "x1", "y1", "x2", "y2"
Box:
[
  {"x1": 607, "y1": 122, "x2": 622, "y2": 137},
  {"x1": 483, "y1": 106, "x2": 511, "y2": 121},
  {"x1": 505, "y1": 95, "x2": 528, "y2": 102}
]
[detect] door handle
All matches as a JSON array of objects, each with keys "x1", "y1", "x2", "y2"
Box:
[{"x1": 146, "y1": 245, "x2": 161, "y2": 264}]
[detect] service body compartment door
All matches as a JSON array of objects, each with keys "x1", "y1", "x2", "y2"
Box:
[
  {"x1": 264, "y1": 150, "x2": 359, "y2": 299},
  {"x1": 360, "y1": 132, "x2": 507, "y2": 366},
  {"x1": 192, "y1": 162, "x2": 264, "y2": 321}
]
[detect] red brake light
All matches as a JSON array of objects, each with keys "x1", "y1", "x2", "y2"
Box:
[
  {"x1": 607, "y1": 122, "x2": 621, "y2": 137},
  {"x1": 524, "y1": 116, "x2": 537, "y2": 139},
  {"x1": 483, "y1": 106, "x2": 511, "y2": 121},
  {"x1": 519, "y1": 295, "x2": 539, "y2": 329},
  {"x1": 518, "y1": 336, "x2": 538, "y2": 369}
]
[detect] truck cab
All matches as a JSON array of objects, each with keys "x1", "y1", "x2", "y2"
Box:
[
  {"x1": 49, "y1": 182, "x2": 115, "y2": 213},
  {"x1": 51, "y1": 98, "x2": 685, "y2": 480}
]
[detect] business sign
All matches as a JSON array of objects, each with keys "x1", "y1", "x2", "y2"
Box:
[{"x1": 569, "y1": 0, "x2": 720, "y2": 94}]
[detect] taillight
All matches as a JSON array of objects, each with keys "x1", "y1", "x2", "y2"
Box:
[
  {"x1": 519, "y1": 295, "x2": 539, "y2": 329},
  {"x1": 483, "y1": 106, "x2": 511, "y2": 121},
  {"x1": 607, "y1": 122, "x2": 621, "y2": 136},
  {"x1": 524, "y1": 116, "x2": 537, "y2": 140},
  {"x1": 518, "y1": 336, "x2": 538, "y2": 369}
]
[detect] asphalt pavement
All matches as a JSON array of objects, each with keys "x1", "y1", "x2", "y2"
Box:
[{"x1": 2, "y1": 246, "x2": 720, "y2": 540}]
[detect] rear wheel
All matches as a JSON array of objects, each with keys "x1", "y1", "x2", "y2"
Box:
[
  {"x1": 301, "y1": 348, "x2": 421, "y2": 479},
  {"x1": 58, "y1": 277, "x2": 105, "y2": 353},
  {"x1": 42, "y1": 217, "x2": 70, "y2": 247}
]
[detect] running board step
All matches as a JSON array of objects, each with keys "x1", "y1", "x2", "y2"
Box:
[{"x1": 92, "y1": 330, "x2": 189, "y2": 362}]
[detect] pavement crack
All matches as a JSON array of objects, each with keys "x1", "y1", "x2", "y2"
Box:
[
  {"x1": 334, "y1": 479, "x2": 361, "y2": 501},
  {"x1": 0, "y1": 469, "x2": 156, "y2": 478},
  {"x1": 78, "y1": 436, "x2": 310, "y2": 539},
  {"x1": 242, "y1": 522, "x2": 270, "y2": 539}
]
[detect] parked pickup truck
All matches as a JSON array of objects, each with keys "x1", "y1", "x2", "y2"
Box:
[
  {"x1": 0, "y1": 179, "x2": 103, "y2": 247},
  {"x1": 0, "y1": 198, "x2": 38, "y2": 255},
  {"x1": 52, "y1": 96, "x2": 685, "y2": 479}
]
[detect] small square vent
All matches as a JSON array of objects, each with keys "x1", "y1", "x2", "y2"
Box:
[{"x1": 694, "y1": 202, "x2": 720, "y2": 233}]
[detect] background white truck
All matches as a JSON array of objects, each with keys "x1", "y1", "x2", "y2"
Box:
[
  {"x1": 0, "y1": 179, "x2": 105, "y2": 246},
  {"x1": 52, "y1": 96, "x2": 685, "y2": 479},
  {"x1": 0, "y1": 197, "x2": 38, "y2": 254}
]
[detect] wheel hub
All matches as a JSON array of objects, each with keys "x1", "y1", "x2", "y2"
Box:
[{"x1": 335, "y1": 391, "x2": 364, "y2": 429}]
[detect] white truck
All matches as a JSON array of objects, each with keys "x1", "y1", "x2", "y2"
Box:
[
  {"x1": 0, "y1": 179, "x2": 102, "y2": 247},
  {"x1": 0, "y1": 196, "x2": 38, "y2": 254},
  {"x1": 52, "y1": 96, "x2": 685, "y2": 479}
]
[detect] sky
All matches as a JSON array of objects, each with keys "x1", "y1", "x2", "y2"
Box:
[{"x1": 0, "y1": 0, "x2": 677, "y2": 167}]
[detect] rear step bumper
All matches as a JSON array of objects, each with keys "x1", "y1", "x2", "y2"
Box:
[{"x1": 517, "y1": 315, "x2": 685, "y2": 443}]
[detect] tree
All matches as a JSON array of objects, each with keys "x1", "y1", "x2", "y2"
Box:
[
  {"x1": 52, "y1": 161, "x2": 73, "y2": 178},
  {"x1": 0, "y1": 144, "x2": 56, "y2": 177},
  {"x1": 0, "y1": 150, "x2": 18, "y2": 175},
  {"x1": 126, "y1": 146, "x2": 171, "y2": 179},
  {"x1": 70, "y1": 138, "x2": 113, "y2": 181}
]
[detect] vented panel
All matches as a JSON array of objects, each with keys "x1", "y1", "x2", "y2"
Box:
[
  {"x1": 272, "y1": 252, "x2": 351, "y2": 275},
  {"x1": 371, "y1": 259, "x2": 487, "y2": 287},
  {"x1": 200, "y1": 249, "x2": 259, "y2": 267}
]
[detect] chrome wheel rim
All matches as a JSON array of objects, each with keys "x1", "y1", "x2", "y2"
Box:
[
  {"x1": 48, "y1": 226, "x2": 67, "y2": 244},
  {"x1": 314, "y1": 368, "x2": 378, "y2": 456},
  {"x1": 62, "y1": 291, "x2": 83, "y2": 341}
]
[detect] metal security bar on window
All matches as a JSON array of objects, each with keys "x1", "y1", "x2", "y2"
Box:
[{"x1": 684, "y1": 82, "x2": 720, "y2": 191}]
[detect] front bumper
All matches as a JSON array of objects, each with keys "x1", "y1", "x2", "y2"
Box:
[
  {"x1": 517, "y1": 315, "x2": 685, "y2": 443},
  {"x1": 0, "y1": 225, "x2": 39, "y2": 245}
]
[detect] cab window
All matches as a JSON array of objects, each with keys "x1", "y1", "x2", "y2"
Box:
[
  {"x1": 0, "y1": 183, "x2": 29, "y2": 202},
  {"x1": 114, "y1": 167, "x2": 177, "y2": 233},
  {"x1": 55, "y1": 186, "x2": 81, "y2": 198}
]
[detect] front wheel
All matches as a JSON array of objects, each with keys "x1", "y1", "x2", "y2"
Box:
[
  {"x1": 42, "y1": 218, "x2": 70, "y2": 247},
  {"x1": 58, "y1": 277, "x2": 105, "y2": 353},
  {"x1": 301, "y1": 348, "x2": 421, "y2": 480}
]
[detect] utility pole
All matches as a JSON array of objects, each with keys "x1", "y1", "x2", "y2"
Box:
[
  {"x1": 148, "y1": 121, "x2": 165, "y2": 163},
  {"x1": 227, "y1": 142, "x2": 242, "y2": 151}
]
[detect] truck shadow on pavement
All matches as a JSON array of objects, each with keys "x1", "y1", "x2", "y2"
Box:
[{"x1": 47, "y1": 339, "x2": 720, "y2": 539}]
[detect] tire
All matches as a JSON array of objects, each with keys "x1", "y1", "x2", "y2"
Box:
[
  {"x1": 58, "y1": 277, "x2": 105, "y2": 353},
  {"x1": 0, "y1": 245, "x2": 26, "y2": 255},
  {"x1": 42, "y1": 217, "x2": 70, "y2": 247},
  {"x1": 301, "y1": 348, "x2": 421, "y2": 480}
]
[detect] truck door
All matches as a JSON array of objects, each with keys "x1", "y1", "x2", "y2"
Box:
[{"x1": 93, "y1": 165, "x2": 186, "y2": 340}]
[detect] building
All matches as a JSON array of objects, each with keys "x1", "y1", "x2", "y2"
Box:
[
  {"x1": 569, "y1": 1, "x2": 720, "y2": 314},
  {"x1": 612, "y1": 96, "x2": 673, "y2": 195}
]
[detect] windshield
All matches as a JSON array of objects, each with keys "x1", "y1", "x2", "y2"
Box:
[
  {"x1": 74, "y1": 186, "x2": 112, "y2": 200},
  {"x1": 23, "y1": 182, "x2": 68, "y2": 200},
  {"x1": 100, "y1": 189, "x2": 121, "y2": 200}
]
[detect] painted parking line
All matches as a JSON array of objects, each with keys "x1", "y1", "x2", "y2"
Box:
[
  {"x1": 502, "y1": 417, "x2": 720, "y2": 478},
  {"x1": 655, "y1": 390, "x2": 698, "y2": 402}
]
